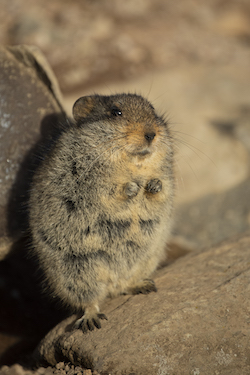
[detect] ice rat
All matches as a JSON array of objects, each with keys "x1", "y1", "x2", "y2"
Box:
[{"x1": 29, "y1": 93, "x2": 174, "y2": 332}]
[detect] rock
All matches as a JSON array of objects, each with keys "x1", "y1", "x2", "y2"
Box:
[
  {"x1": 0, "y1": 364, "x2": 34, "y2": 375},
  {"x1": 33, "y1": 232, "x2": 250, "y2": 375},
  {"x1": 0, "y1": 45, "x2": 67, "y2": 365},
  {"x1": 173, "y1": 99, "x2": 250, "y2": 249},
  {"x1": 0, "y1": 363, "x2": 95, "y2": 375},
  {"x1": 173, "y1": 177, "x2": 250, "y2": 250},
  {"x1": 0, "y1": 45, "x2": 65, "y2": 249}
]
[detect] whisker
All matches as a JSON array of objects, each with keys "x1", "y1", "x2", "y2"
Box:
[
  {"x1": 173, "y1": 136, "x2": 216, "y2": 167},
  {"x1": 174, "y1": 160, "x2": 186, "y2": 193},
  {"x1": 171, "y1": 129, "x2": 207, "y2": 145}
]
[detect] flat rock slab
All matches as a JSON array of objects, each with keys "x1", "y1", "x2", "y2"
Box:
[{"x1": 34, "y1": 232, "x2": 250, "y2": 375}]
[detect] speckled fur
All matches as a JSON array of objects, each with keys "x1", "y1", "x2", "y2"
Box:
[{"x1": 29, "y1": 93, "x2": 174, "y2": 331}]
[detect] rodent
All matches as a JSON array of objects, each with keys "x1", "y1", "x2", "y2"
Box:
[{"x1": 28, "y1": 93, "x2": 174, "y2": 332}]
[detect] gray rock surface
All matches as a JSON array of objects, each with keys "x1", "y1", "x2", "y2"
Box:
[
  {"x1": 0, "y1": 45, "x2": 65, "y2": 250},
  {"x1": 0, "y1": 45, "x2": 67, "y2": 366},
  {"x1": 173, "y1": 177, "x2": 250, "y2": 249},
  {"x1": 34, "y1": 232, "x2": 250, "y2": 375}
]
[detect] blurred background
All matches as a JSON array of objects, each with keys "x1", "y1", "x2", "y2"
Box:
[{"x1": 1, "y1": 0, "x2": 250, "y2": 93}]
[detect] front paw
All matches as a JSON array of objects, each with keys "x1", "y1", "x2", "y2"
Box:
[
  {"x1": 73, "y1": 312, "x2": 108, "y2": 333},
  {"x1": 124, "y1": 181, "x2": 140, "y2": 198},
  {"x1": 145, "y1": 179, "x2": 162, "y2": 194}
]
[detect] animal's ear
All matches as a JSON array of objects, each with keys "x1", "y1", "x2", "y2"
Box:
[{"x1": 72, "y1": 96, "x2": 96, "y2": 122}]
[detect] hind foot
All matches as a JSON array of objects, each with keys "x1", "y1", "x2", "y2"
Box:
[
  {"x1": 128, "y1": 278, "x2": 157, "y2": 295},
  {"x1": 73, "y1": 305, "x2": 108, "y2": 333}
]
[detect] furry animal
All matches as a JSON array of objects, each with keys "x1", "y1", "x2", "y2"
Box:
[{"x1": 29, "y1": 93, "x2": 174, "y2": 332}]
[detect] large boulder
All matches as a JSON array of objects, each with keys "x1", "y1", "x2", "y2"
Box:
[
  {"x1": 0, "y1": 45, "x2": 65, "y2": 255},
  {"x1": 33, "y1": 232, "x2": 250, "y2": 375},
  {"x1": 0, "y1": 45, "x2": 67, "y2": 366}
]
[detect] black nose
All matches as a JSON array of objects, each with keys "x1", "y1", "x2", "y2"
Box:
[{"x1": 144, "y1": 132, "x2": 156, "y2": 143}]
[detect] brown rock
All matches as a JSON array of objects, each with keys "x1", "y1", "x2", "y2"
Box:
[
  {"x1": 0, "y1": 45, "x2": 65, "y2": 249},
  {"x1": 34, "y1": 232, "x2": 250, "y2": 375},
  {"x1": 0, "y1": 364, "x2": 34, "y2": 375},
  {"x1": 0, "y1": 363, "x2": 95, "y2": 375}
]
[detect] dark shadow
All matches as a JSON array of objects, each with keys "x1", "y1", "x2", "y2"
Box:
[
  {"x1": 0, "y1": 113, "x2": 72, "y2": 366},
  {"x1": 6, "y1": 112, "x2": 70, "y2": 239}
]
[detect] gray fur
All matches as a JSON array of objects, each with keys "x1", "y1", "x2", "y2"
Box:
[{"x1": 29, "y1": 93, "x2": 174, "y2": 332}]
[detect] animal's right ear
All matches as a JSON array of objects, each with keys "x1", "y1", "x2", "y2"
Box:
[{"x1": 72, "y1": 96, "x2": 96, "y2": 122}]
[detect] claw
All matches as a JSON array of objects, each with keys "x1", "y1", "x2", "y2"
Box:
[
  {"x1": 130, "y1": 279, "x2": 157, "y2": 295},
  {"x1": 73, "y1": 312, "x2": 108, "y2": 333},
  {"x1": 98, "y1": 313, "x2": 108, "y2": 320},
  {"x1": 146, "y1": 179, "x2": 162, "y2": 194}
]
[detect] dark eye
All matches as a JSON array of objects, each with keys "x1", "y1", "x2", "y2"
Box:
[{"x1": 111, "y1": 107, "x2": 122, "y2": 117}]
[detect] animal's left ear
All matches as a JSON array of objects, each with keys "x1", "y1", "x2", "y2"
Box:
[{"x1": 72, "y1": 96, "x2": 96, "y2": 122}]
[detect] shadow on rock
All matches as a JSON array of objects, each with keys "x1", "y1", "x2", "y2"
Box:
[
  {"x1": 6, "y1": 112, "x2": 70, "y2": 239},
  {"x1": 0, "y1": 113, "x2": 72, "y2": 366}
]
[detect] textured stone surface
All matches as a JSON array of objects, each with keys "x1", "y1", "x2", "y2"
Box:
[
  {"x1": 174, "y1": 177, "x2": 250, "y2": 249},
  {"x1": 0, "y1": 363, "x2": 94, "y2": 375},
  {"x1": 0, "y1": 45, "x2": 67, "y2": 366},
  {"x1": 0, "y1": 45, "x2": 65, "y2": 244},
  {"x1": 34, "y1": 232, "x2": 250, "y2": 375}
]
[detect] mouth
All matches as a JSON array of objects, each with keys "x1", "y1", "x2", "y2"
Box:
[{"x1": 128, "y1": 148, "x2": 152, "y2": 157}]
